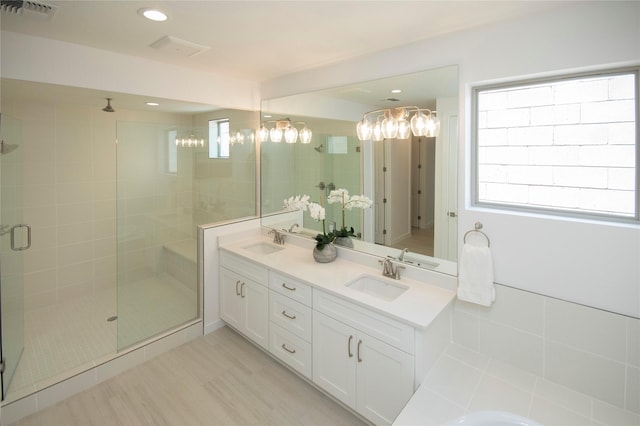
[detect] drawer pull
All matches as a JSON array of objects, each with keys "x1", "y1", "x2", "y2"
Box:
[
  {"x1": 281, "y1": 343, "x2": 296, "y2": 354},
  {"x1": 348, "y1": 335, "x2": 353, "y2": 358},
  {"x1": 281, "y1": 310, "x2": 297, "y2": 320},
  {"x1": 357, "y1": 339, "x2": 363, "y2": 362},
  {"x1": 281, "y1": 283, "x2": 296, "y2": 291}
]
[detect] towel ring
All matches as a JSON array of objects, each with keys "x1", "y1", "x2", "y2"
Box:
[{"x1": 463, "y1": 222, "x2": 490, "y2": 247}]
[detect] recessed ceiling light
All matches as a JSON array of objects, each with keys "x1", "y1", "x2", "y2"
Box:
[
  {"x1": 145, "y1": 102, "x2": 159, "y2": 106},
  {"x1": 138, "y1": 8, "x2": 167, "y2": 22},
  {"x1": 391, "y1": 89, "x2": 402, "y2": 94}
]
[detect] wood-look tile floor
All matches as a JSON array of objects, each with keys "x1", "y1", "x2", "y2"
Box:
[{"x1": 13, "y1": 326, "x2": 368, "y2": 426}]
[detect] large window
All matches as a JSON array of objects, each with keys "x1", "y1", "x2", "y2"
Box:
[
  {"x1": 209, "y1": 118, "x2": 230, "y2": 159},
  {"x1": 473, "y1": 68, "x2": 638, "y2": 221}
]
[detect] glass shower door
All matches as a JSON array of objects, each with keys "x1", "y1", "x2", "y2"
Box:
[{"x1": 0, "y1": 113, "x2": 26, "y2": 400}]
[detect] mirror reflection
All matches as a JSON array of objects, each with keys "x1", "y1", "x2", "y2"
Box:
[{"x1": 260, "y1": 66, "x2": 458, "y2": 274}]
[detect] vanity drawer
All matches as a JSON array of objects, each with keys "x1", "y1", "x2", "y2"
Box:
[
  {"x1": 269, "y1": 323, "x2": 312, "y2": 380},
  {"x1": 269, "y1": 291, "x2": 312, "y2": 341},
  {"x1": 313, "y1": 289, "x2": 415, "y2": 354},
  {"x1": 269, "y1": 271, "x2": 312, "y2": 306},
  {"x1": 220, "y1": 250, "x2": 268, "y2": 284}
]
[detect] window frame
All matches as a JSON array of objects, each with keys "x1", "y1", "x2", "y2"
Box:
[{"x1": 471, "y1": 66, "x2": 640, "y2": 224}]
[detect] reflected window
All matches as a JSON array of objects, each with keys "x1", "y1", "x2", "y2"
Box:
[{"x1": 209, "y1": 118, "x2": 230, "y2": 158}]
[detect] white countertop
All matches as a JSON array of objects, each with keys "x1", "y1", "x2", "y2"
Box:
[{"x1": 219, "y1": 232, "x2": 456, "y2": 329}]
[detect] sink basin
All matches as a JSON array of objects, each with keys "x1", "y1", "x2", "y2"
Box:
[
  {"x1": 345, "y1": 274, "x2": 409, "y2": 301},
  {"x1": 242, "y1": 241, "x2": 285, "y2": 255}
]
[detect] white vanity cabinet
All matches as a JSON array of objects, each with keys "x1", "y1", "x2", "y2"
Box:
[
  {"x1": 313, "y1": 290, "x2": 415, "y2": 426},
  {"x1": 268, "y1": 272, "x2": 313, "y2": 379},
  {"x1": 219, "y1": 251, "x2": 269, "y2": 350}
]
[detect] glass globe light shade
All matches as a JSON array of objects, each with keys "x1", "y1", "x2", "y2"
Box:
[
  {"x1": 270, "y1": 127, "x2": 283, "y2": 143},
  {"x1": 397, "y1": 118, "x2": 411, "y2": 139},
  {"x1": 372, "y1": 119, "x2": 383, "y2": 142},
  {"x1": 356, "y1": 118, "x2": 373, "y2": 140},
  {"x1": 258, "y1": 124, "x2": 269, "y2": 142},
  {"x1": 299, "y1": 126, "x2": 312, "y2": 144},
  {"x1": 410, "y1": 110, "x2": 428, "y2": 136},
  {"x1": 424, "y1": 114, "x2": 441, "y2": 137},
  {"x1": 381, "y1": 115, "x2": 399, "y2": 139},
  {"x1": 284, "y1": 125, "x2": 298, "y2": 144}
]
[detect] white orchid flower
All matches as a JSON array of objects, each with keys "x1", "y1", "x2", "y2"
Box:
[{"x1": 307, "y1": 202, "x2": 325, "y2": 221}]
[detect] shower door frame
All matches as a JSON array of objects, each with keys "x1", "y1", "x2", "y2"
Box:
[{"x1": 0, "y1": 112, "x2": 27, "y2": 401}]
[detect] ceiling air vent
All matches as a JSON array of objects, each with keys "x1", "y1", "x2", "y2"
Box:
[
  {"x1": 149, "y1": 35, "x2": 210, "y2": 58},
  {"x1": 0, "y1": 0, "x2": 57, "y2": 19}
]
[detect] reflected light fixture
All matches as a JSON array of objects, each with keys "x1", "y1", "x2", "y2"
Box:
[
  {"x1": 176, "y1": 132, "x2": 206, "y2": 148},
  {"x1": 356, "y1": 106, "x2": 440, "y2": 140},
  {"x1": 257, "y1": 119, "x2": 312, "y2": 144}
]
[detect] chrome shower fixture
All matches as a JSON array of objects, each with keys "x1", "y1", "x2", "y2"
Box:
[
  {"x1": 314, "y1": 144, "x2": 324, "y2": 153},
  {"x1": 102, "y1": 98, "x2": 115, "y2": 113}
]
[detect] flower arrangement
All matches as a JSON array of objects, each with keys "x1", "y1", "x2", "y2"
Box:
[
  {"x1": 327, "y1": 189, "x2": 372, "y2": 238},
  {"x1": 284, "y1": 195, "x2": 334, "y2": 250}
]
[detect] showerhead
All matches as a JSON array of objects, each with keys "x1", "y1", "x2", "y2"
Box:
[
  {"x1": 102, "y1": 98, "x2": 115, "y2": 113},
  {"x1": 0, "y1": 140, "x2": 18, "y2": 155},
  {"x1": 314, "y1": 144, "x2": 324, "y2": 153}
]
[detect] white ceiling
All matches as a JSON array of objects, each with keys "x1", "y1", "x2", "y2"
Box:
[{"x1": 1, "y1": 0, "x2": 574, "y2": 83}]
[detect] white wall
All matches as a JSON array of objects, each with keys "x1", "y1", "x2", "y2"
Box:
[
  {"x1": 0, "y1": 31, "x2": 260, "y2": 111},
  {"x1": 261, "y1": 1, "x2": 640, "y2": 318}
]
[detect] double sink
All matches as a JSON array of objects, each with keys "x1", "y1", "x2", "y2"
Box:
[{"x1": 241, "y1": 240, "x2": 408, "y2": 302}]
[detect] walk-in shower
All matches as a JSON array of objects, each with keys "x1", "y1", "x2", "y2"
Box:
[{"x1": 0, "y1": 80, "x2": 257, "y2": 403}]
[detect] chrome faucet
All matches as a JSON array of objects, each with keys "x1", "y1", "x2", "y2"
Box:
[
  {"x1": 268, "y1": 229, "x2": 286, "y2": 245},
  {"x1": 379, "y1": 256, "x2": 404, "y2": 280},
  {"x1": 399, "y1": 248, "x2": 409, "y2": 261}
]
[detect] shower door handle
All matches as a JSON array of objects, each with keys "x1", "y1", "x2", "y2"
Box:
[{"x1": 10, "y1": 224, "x2": 31, "y2": 251}]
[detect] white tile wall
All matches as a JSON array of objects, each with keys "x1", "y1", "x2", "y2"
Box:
[
  {"x1": 452, "y1": 283, "x2": 640, "y2": 416},
  {"x1": 402, "y1": 344, "x2": 640, "y2": 425}
]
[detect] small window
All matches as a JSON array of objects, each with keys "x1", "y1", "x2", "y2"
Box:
[
  {"x1": 473, "y1": 68, "x2": 638, "y2": 221},
  {"x1": 209, "y1": 118, "x2": 230, "y2": 159}
]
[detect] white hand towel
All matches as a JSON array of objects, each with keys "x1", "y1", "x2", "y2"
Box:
[{"x1": 457, "y1": 243, "x2": 495, "y2": 306}]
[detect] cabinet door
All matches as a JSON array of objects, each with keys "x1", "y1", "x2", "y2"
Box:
[
  {"x1": 356, "y1": 334, "x2": 414, "y2": 425},
  {"x1": 312, "y1": 311, "x2": 357, "y2": 408},
  {"x1": 220, "y1": 268, "x2": 243, "y2": 330},
  {"x1": 243, "y1": 279, "x2": 269, "y2": 350}
]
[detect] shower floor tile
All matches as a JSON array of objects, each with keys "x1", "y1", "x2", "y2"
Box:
[{"x1": 7, "y1": 274, "x2": 196, "y2": 397}]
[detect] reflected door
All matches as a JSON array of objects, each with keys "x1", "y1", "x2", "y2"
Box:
[{"x1": 0, "y1": 114, "x2": 26, "y2": 400}]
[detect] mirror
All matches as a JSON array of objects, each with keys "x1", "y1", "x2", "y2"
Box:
[{"x1": 260, "y1": 66, "x2": 459, "y2": 275}]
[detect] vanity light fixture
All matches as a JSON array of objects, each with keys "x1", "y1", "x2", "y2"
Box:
[
  {"x1": 356, "y1": 107, "x2": 440, "y2": 141},
  {"x1": 222, "y1": 129, "x2": 255, "y2": 145},
  {"x1": 257, "y1": 119, "x2": 312, "y2": 144},
  {"x1": 138, "y1": 8, "x2": 168, "y2": 21},
  {"x1": 176, "y1": 132, "x2": 205, "y2": 148}
]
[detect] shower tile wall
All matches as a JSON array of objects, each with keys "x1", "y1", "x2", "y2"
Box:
[
  {"x1": 3, "y1": 100, "x2": 191, "y2": 313},
  {"x1": 452, "y1": 284, "x2": 640, "y2": 415}
]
